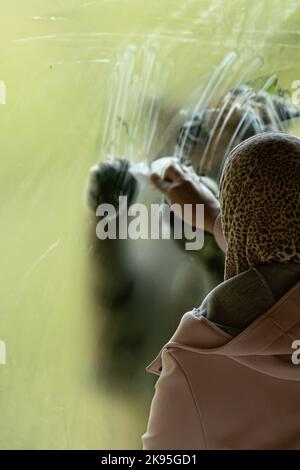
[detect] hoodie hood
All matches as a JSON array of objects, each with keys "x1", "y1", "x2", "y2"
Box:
[{"x1": 147, "y1": 274, "x2": 300, "y2": 381}]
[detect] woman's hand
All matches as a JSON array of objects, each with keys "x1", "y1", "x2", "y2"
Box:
[{"x1": 150, "y1": 164, "x2": 220, "y2": 234}]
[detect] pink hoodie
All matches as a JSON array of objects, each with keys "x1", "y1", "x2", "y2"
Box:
[{"x1": 142, "y1": 278, "x2": 300, "y2": 450}]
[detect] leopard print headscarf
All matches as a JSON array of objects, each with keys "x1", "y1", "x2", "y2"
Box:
[{"x1": 220, "y1": 132, "x2": 300, "y2": 280}]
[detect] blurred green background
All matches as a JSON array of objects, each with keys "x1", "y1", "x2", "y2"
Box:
[{"x1": 0, "y1": 0, "x2": 300, "y2": 449}]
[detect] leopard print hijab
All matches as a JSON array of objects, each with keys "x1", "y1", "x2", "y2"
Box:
[{"x1": 220, "y1": 132, "x2": 300, "y2": 280}]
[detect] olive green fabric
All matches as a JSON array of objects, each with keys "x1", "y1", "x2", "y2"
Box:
[{"x1": 201, "y1": 262, "x2": 300, "y2": 336}]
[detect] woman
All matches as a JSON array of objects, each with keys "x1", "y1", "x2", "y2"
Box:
[{"x1": 143, "y1": 132, "x2": 300, "y2": 450}]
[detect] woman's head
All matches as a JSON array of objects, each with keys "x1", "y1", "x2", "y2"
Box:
[{"x1": 220, "y1": 132, "x2": 300, "y2": 279}]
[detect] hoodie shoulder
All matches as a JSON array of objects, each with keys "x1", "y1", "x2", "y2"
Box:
[{"x1": 147, "y1": 281, "x2": 300, "y2": 380}]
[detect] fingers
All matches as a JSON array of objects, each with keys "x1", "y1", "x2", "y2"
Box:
[
  {"x1": 150, "y1": 164, "x2": 185, "y2": 195},
  {"x1": 164, "y1": 163, "x2": 184, "y2": 182},
  {"x1": 150, "y1": 173, "x2": 170, "y2": 194}
]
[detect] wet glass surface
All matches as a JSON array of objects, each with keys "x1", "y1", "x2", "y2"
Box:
[{"x1": 0, "y1": 0, "x2": 300, "y2": 449}]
